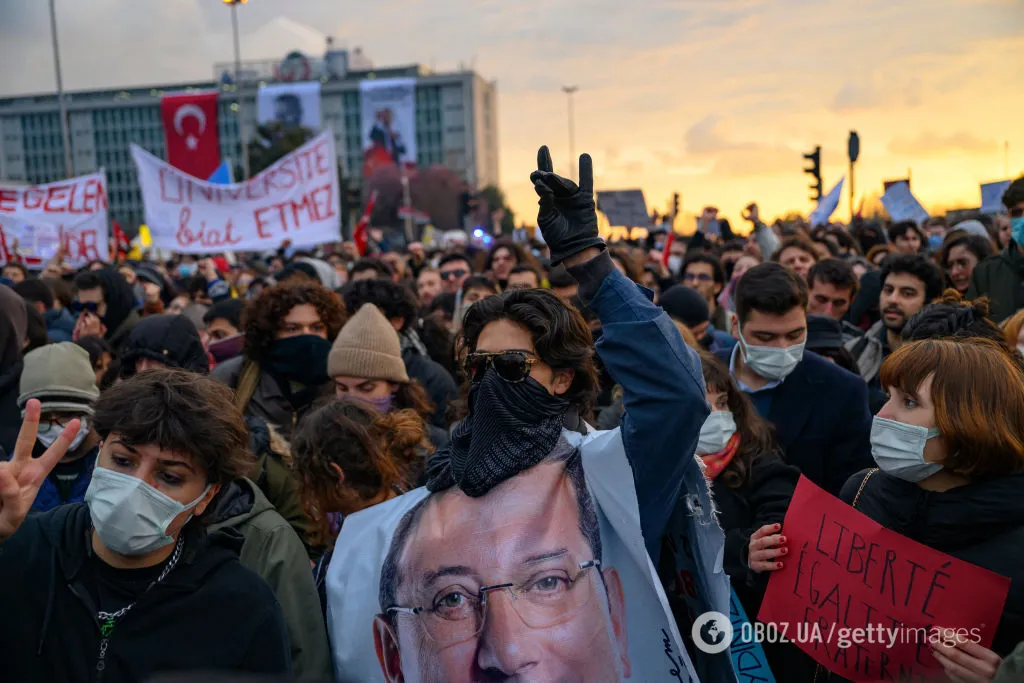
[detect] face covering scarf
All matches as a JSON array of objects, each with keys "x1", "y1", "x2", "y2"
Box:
[
  {"x1": 700, "y1": 433, "x2": 741, "y2": 480},
  {"x1": 426, "y1": 369, "x2": 570, "y2": 497}
]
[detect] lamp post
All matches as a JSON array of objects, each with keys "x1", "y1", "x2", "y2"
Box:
[
  {"x1": 48, "y1": 0, "x2": 73, "y2": 178},
  {"x1": 562, "y1": 85, "x2": 578, "y2": 182},
  {"x1": 223, "y1": 0, "x2": 250, "y2": 180}
]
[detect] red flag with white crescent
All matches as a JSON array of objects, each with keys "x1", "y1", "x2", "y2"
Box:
[
  {"x1": 161, "y1": 91, "x2": 220, "y2": 179},
  {"x1": 354, "y1": 191, "x2": 378, "y2": 256}
]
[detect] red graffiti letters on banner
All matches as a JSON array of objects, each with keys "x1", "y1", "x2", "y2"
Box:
[
  {"x1": 758, "y1": 476, "x2": 1010, "y2": 682},
  {"x1": 176, "y1": 208, "x2": 242, "y2": 250}
]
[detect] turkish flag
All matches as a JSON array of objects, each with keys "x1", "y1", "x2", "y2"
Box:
[{"x1": 161, "y1": 91, "x2": 220, "y2": 179}]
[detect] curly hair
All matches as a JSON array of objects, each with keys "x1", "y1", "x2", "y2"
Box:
[
  {"x1": 902, "y1": 289, "x2": 1019, "y2": 366},
  {"x1": 242, "y1": 280, "x2": 347, "y2": 363},
  {"x1": 291, "y1": 398, "x2": 430, "y2": 546},
  {"x1": 697, "y1": 351, "x2": 777, "y2": 489}
]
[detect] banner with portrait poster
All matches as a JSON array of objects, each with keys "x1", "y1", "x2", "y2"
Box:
[
  {"x1": 131, "y1": 130, "x2": 340, "y2": 254},
  {"x1": 758, "y1": 476, "x2": 1010, "y2": 683},
  {"x1": 326, "y1": 430, "x2": 725, "y2": 683},
  {"x1": 257, "y1": 81, "x2": 322, "y2": 131},
  {"x1": 360, "y1": 78, "x2": 417, "y2": 178},
  {"x1": 0, "y1": 172, "x2": 109, "y2": 267}
]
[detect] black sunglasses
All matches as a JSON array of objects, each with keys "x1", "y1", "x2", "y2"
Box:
[
  {"x1": 1010, "y1": 207, "x2": 1024, "y2": 219},
  {"x1": 441, "y1": 269, "x2": 469, "y2": 280},
  {"x1": 464, "y1": 351, "x2": 538, "y2": 383},
  {"x1": 69, "y1": 301, "x2": 100, "y2": 316}
]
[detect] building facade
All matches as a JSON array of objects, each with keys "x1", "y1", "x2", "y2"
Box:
[{"x1": 0, "y1": 55, "x2": 499, "y2": 230}]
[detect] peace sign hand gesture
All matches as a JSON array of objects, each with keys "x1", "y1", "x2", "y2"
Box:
[
  {"x1": 0, "y1": 399, "x2": 80, "y2": 543},
  {"x1": 530, "y1": 146, "x2": 604, "y2": 265}
]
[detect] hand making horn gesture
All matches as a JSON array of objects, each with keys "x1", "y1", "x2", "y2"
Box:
[
  {"x1": 530, "y1": 146, "x2": 604, "y2": 266},
  {"x1": 0, "y1": 399, "x2": 80, "y2": 543}
]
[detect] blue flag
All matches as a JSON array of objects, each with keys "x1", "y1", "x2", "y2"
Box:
[
  {"x1": 729, "y1": 587, "x2": 777, "y2": 683},
  {"x1": 207, "y1": 160, "x2": 233, "y2": 185}
]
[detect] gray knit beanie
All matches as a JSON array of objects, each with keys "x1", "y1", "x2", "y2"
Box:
[
  {"x1": 327, "y1": 304, "x2": 410, "y2": 382},
  {"x1": 18, "y1": 343, "x2": 100, "y2": 415}
]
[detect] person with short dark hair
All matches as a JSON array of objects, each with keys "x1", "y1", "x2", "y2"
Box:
[
  {"x1": 2, "y1": 261, "x2": 28, "y2": 284},
  {"x1": 484, "y1": 239, "x2": 525, "y2": 290},
  {"x1": 415, "y1": 267, "x2": 442, "y2": 307},
  {"x1": 889, "y1": 220, "x2": 925, "y2": 254},
  {"x1": 350, "y1": 257, "x2": 394, "y2": 282},
  {"x1": 659, "y1": 284, "x2": 736, "y2": 354},
  {"x1": 806, "y1": 258, "x2": 858, "y2": 321},
  {"x1": 967, "y1": 175, "x2": 1024, "y2": 322},
  {"x1": 723, "y1": 263, "x2": 872, "y2": 495},
  {"x1": 203, "y1": 298, "x2": 246, "y2": 365},
  {"x1": 437, "y1": 253, "x2": 472, "y2": 295},
  {"x1": 771, "y1": 236, "x2": 818, "y2": 281},
  {"x1": 844, "y1": 254, "x2": 943, "y2": 390},
  {"x1": 71, "y1": 268, "x2": 140, "y2": 350},
  {"x1": 506, "y1": 264, "x2": 542, "y2": 290},
  {"x1": 682, "y1": 252, "x2": 729, "y2": 331},
  {"x1": 14, "y1": 278, "x2": 74, "y2": 343},
  {"x1": 460, "y1": 275, "x2": 498, "y2": 309},
  {"x1": 0, "y1": 369, "x2": 292, "y2": 680},
  {"x1": 342, "y1": 280, "x2": 458, "y2": 428},
  {"x1": 547, "y1": 264, "x2": 578, "y2": 305}
]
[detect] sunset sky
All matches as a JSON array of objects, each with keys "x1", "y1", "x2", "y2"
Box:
[{"x1": 1, "y1": 0, "x2": 1021, "y2": 231}]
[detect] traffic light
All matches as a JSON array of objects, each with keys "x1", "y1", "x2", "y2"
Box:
[
  {"x1": 804, "y1": 146, "x2": 823, "y2": 201},
  {"x1": 672, "y1": 192, "x2": 680, "y2": 219}
]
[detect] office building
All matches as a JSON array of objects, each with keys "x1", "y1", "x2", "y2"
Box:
[{"x1": 0, "y1": 49, "x2": 499, "y2": 230}]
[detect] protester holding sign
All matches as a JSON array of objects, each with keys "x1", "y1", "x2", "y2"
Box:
[{"x1": 841, "y1": 338, "x2": 1024, "y2": 661}]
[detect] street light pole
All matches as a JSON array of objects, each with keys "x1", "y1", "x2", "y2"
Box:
[
  {"x1": 48, "y1": 0, "x2": 73, "y2": 178},
  {"x1": 226, "y1": 0, "x2": 251, "y2": 180},
  {"x1": 562, "y1": 85, "x2": 578, "y2": 181}
]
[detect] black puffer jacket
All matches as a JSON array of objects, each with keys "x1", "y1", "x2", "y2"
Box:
[
  {"x1": 119, "y1": 314, "x2": 210, "y2": 377},
  {"x1": 840, "y1": 468, "x2": 1024, "y2": 657},
  {"x1": 0, "y1": 503, "x2": 290, "y2": 682}
]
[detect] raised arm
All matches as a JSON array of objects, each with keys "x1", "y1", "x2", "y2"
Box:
[{"x1": 531, "y1": 146, "x2": 708, "y2": 559}]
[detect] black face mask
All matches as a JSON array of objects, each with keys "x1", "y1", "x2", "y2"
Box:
[
  {"x1": 266, "y1": 335, "x2": 332, "y2": 388},
  {"x1": 426, "y1": 369, "x2": 570, "y2": 497}
]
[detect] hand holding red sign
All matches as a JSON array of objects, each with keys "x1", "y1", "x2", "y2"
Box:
[
  {"x1": 931, "y1": 634, "x2": 1002, "y2": 682},
  {"x1": 749, "y1": 523, "x2": 788, "y2": 573},
  {"x1": 757, "y1": 476, "x2": 1011, "y2": 683}
]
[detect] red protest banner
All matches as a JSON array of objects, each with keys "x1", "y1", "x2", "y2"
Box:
[
  {"x1": 758, "y1": 476, "x2": 1010, "y2": 683},
  {"x1": 161, "y1": 91, "x2": 220, "y2": 180}
]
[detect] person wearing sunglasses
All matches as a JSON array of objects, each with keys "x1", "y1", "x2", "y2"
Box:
[
  {"x1": 327, "y1": 147, "x2": 729, "y2": 683},
  {"x1": 71, "y1": 268, "x2": 140, "y2": 351},
  {"x1": 438, "y1": 254, "x2": 473, "y2": 295},
  {"x1": 968, "y1": 175, "x2": 1024, "y2": 323}
]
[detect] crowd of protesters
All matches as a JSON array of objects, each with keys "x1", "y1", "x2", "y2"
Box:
[{"x1": 0, "y1": 163, "x2": 1023, "y2": 683}]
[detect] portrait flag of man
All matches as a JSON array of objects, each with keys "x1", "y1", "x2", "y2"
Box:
[{"x1": 160, "y1": 91, "x2": 221, "y2": 180}]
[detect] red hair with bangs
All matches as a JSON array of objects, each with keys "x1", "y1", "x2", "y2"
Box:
[{"x1": 880, "y1": 338, "x2": 1024, "y2": 480}]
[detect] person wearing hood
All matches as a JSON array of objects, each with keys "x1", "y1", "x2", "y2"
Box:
[
  {"x1": 0, "y1": 369, "x2": 290, "y2": 681},
  {"x1": 71, "y1": 268, "x2": 140, "y2": 351},
  {"x1": 0, "y1": 284, "x2": 29, "y2": 456},
  {"x1": 117, "y1": 314, "x2": 210, "y2": 379},
  {"x1": 342, "y1": 279, "x2": 458, "y2": 428},
  {"x1": 135, "y1": 263, "x2": 178, "y2": 310},
  {"x1": 328, "y1": 303, "x2": 449, "y2": 449},
  {"x1": 13, "y1": 278, "x2": 76, "y2": 342},
  {"x1": 840, "y1": 338, "x2": 1024, "y2": 681},
  {"x1": 968, "y1": 176, "x2": 1024, "y2": 323},
  {"x1": 14, "y1": 343, "x2": 102, "y2": 512},
  {"x1": 659, "y1": 283, "x2": 737, "y2": 355}
]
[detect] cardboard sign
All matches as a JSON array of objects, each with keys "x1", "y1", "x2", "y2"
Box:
[
  {"x1": 597, "y1": 190, "x2": 649, "y2": 228},
  {"x1": 810, "y1": 177, "x2": 845, "y2": 227},
  {"x1": 980, "y1": 180, "x2": 1011, "y2": 215},
  {"x1": 881, "y1": 182, "x2": 929, "y2": 225},
  {"x1": 758, "y1": 476, "x2": 1010, "y2": 683},
  {"x1": 132, "y1": 130, "x2": 340, "y2": 254},
  {"x1": 0, "y1": 172, "x2": 110, "y2": 267}
]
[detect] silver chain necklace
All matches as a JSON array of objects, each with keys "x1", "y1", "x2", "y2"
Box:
[{"x1": 94, "y1": 535, "x2": 185, "y2": 675}]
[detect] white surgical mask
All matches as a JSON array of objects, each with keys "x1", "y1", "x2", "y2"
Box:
[
  {"x1": 697, "y1": 410, "x2": 737, "y2": 455},
  {"x1": 667, "y1": 255, "x2": 683, "y2": 276},
  {"x1": 870, "y1": 416, "x2": 943, "y2": 482},
  {"x1": 85, "y1": 466, "x2": 210, "y2": 556},
  {"x1": 37, "y1": 417, "x2": 90, "y2": 452},
  {"x1": 737, "y1": 327, "x2": 805, "y2": 381}
]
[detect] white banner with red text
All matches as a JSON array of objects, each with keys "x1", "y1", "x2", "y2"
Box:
[
  {"x1": 131, "y1": 130, "x2": 340, "y2": 254},
  {"x1": 0, "y1": 172, "x2": 110, "y2": 267}
]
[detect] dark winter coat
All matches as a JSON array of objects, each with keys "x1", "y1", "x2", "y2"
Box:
[
  {"x1": 402, "y1": 347, "x2": 459, "y2": 428},
  {"x1": 716, "y1": 348, "x2": 874, "y2": 496},
  {"x1": 44, "y1": 307, "x2": 76, "y2": 343},
  {"x1": 840, "y1": 468, "x2": 1024, "y2": 657},
  {"x1": 968, "y1": 244, "x2": 1024, "y2": 324},
  {"x1": 0, "y1": 503, "x2": 290, "y2": 682},
  {"x1": 119, "y1": 314, "x2": 210, "y2": 376},
  {"x1": 0, "y1": 284, "x2": 27, "y2": 456}
]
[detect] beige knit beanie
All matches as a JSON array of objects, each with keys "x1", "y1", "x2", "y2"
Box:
[{"x1": 328, "y1": 304, "x2": 410, "y2": 382}]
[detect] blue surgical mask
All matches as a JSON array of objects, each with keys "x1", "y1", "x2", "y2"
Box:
[
  {"x1": 364, "y1": 394, "x2": 394, "y2": 414},
  {"x1": 927, "y1": 234, "x2": 943, "y2": 251},
  {"x1": 1011, "y1": 217, "x2": 1024, "y2": 248},
  {"x1": 870, "y1": 416, "x2": 943, "y2": 482},
  {"x1": 178, "y1": 263, "x2": 196, "y2": 278}
]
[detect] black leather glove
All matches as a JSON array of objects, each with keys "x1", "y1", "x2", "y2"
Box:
[{"x1": 529, "y1": 146, "x2": 605, "y2": 265}]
